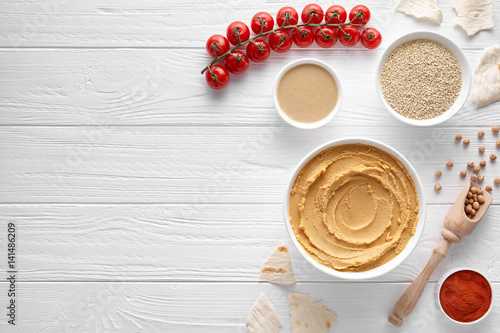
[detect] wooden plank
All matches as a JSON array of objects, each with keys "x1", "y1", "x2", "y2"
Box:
[
  {"x1": 0, "y1": 204, "x2": 498, "y2": 282},
  {"x1": 0, "y1": 281, "x2": 498, "y2": 332},
  {"x1": 1, "y1": 48, "x2": 499, "y2": 126},
  {"x1": 2, "y1": 126, "x2": 500, "y2": 204},
  {"x1": 0, "y1": 0, "x2": 498, "y2": 48}
]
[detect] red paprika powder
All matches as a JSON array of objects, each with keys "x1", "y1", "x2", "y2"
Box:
[{"x1": 439, "y1": 270, "x2": 492, "y2": 323}]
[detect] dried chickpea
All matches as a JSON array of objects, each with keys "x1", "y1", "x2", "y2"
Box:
[
  {"x1": 478, "y1": 188, "x2": 484, "y2": 195},
  {"x1": 478, "y1": 195, "x2": 485, "y2": 203},
  {"x1": 455, "y1": 134, "x2": 462, "y2": 141},
  {"x1": 496, "y1": 139, "x2": 500, "y2": 147},
  {"x1": 471, "y1": 209, "x2": 477, "y2": 216},
  {"x1": 435, "y1": 170, "x2": 442, "y2": 177},
  {"x1": 434, "y1": 183, "x2": 442, "y2": 191},
  {"x1": 460, "y1": 170, "x2": 467, "y2": 178},
  {"x1": 470, "y1": 187, "x2": 478, "y2": 194},
  {"x1": 465, "y1": 204, "x2": 473, "y2": 213},
  {"x1": 493, "y1": 125, "x2": 500, "y2": 134},
  {"x1": 486, "y1": 185, "x2": 493, "y2": 192},
  {"x1": 479, "y1": 146, "x2": 486, "y2": 153},
  {"x1": 478, "y1": 175, "x2": 484, "y2": 183},
  {"x1": 446, "y1": 161, "x2": 453, "y2": 167},
  {"x1": 473, "y1": 165, "x2": 480, "y2": 173},
  {"x1": 463, "y1": 139, "x2": 471, "y2": 145},
  {"x1": 471, "y1": 174, "x2": 478, "y2": 181},
  {"x1": 472, "y1": 201, "x2": 480, "y2": 210},
  {"x1": 480, "y1": 160, "x2": 487, "y2": 167},
  {"x1": 491, "y1": 154, "x2": 497, "y2": 161},
  {"x1": 495, "y1": 177, "x2": 500, "y2": 185},
  {"x1": 478, "y1": 130, "x2": 485, "y2": 137},
  {"x1": 467, "y1": 161, "x2": 474, "y2": 169}
]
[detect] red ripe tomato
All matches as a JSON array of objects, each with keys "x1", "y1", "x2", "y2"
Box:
[
  {"x1": 206, "y1": 34, "x2": 230, "y2": 58},
  {"x1": 226, "y1": 21, "x2": 250, "y2": 45},
  {"x1": 301, "y1": 4, "x2": 324, "y2": 24},
  {"x1": 251, "y1": 12, "x2": 274, "y2": 34},
  {"x1": 360, "y1": 27, "x2": 382, "y2": 49},
  {"x1": 246, "y1": 39, "x2": 270, "y2": 63},
  {"x1": 224, "y1": 51, "x2": 249, "y2": 74},
  {"x1": 339, "y1": 25, "x2": 360, "y2": 47},
  {"x1": 349, "y1": 5, "x2": 371, "y2": 25},
  {"x1": 325, "y1": 5, "x2": 347, "y2": 24},
  {"x1": 292, "y1": 26, "x2": 314, "y2": 48},
  {"x1": 205, "y1": 65, "x2": 230, "y2": 90},
  {"x1": 268, "y1": 30, "x2": 292, "y2": 53},
  {"x1": 315, "y1": 27, "x2": 338, "y2": 48},
  {"x1": 276, "y1": 6, "x2": 299, "y2": 28}
]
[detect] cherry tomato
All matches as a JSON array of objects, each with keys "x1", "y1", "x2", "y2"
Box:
[
  {"x1": 339, "y1": 25, "x2": 360, "y2": 47},
  {"x1": 360, "y1": 27, "x2": 382, "y2": 49},
  {"x1": 349, "y1": 5, "x2": 371, "y2": 25},
  {"x1": 224, "y1": 51, "x2": 249, "y2": 74},
  {"x1": 325, "y1": 5, "x2": 347, "y2": 24},
  {"x1": 205, "y1": 65, "x2": 230, "y2": 90},
  {"x1": 292, "y1": 26, "x2": 314, "y2": 48},
  {"x1": 246, "y1": 39, "x2": 270, "y2": 63},
  {"x1": 301, "y1": 4, "x2": 324, "y2": 24},
  {"x1": 276, "y1": 6, "x2": 299, "y2": 29},
  {"x1": 226, "y1": 21, "x2": 250, "y2": 45},
  {"x1": 251, "y1": 12, "x2": 274, "y2": 34},
  {"x1": 268, "y1": 30, "x2": 292, "y2": 53},
  {"x1": 206, "y1": 35, "x2": 230, "y2": 58},
  {"x1": 315, "y1": 27, "x2": 338, "y2": 48}
]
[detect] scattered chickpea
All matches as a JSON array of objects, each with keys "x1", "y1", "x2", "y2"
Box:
[
  {"x1": 473, "y1": 165, "x2": 480, "y2": 173},
  {"x1": 491, "y1": 154, "x2": 497, "y2": 161},
  {"x1": 496, "y1": 139, "x2": 500, "y2": 147},
  {"x1": 471, "y1": 174, "x2": 478, "y2": 181},
  {"x1": 478, "y1": 130, "x2": 485, "y2": 137},
  {"x1": 486, "y1": 185, "x2": 493, "y2": 192},
  {"x1": 467, "y1": 161, "x2": 474, "y2": 169},
  {"x1": 460, "y1": 170, "x2": 467, "y2": 178},
  {"x1": 463, "y1": 139, "x2": 471, "y2": 145},
  {"x1": 480, "y1": 160, "x2": 487, "y2": 167},
  {"x1": 478, "y1": 175, "x2": 484, "y2": 183},
  {"x1": 493, "y1": 125, "x2": 500, "y2": 134},
  {"x1": 455, "y1": 134, "x2": 462, "y2": 141},
  {"x1": 479, "y1": 146, "x2": 486, "y2": 153},
  {"x1": 435, "y1": 170, "x2": 442, "y2": 177},
  {"x1": 434, "y1": 183, "x2": 442, "y2": 191},
  {"x1": 446, "y1": 161, "x2": 453, "y2": 167},
  {"x1": 495, "y1": 177, "x2": 500, "y2": 185}
]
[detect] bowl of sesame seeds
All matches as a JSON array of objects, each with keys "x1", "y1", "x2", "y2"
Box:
[{"x1": 376, "y1": 31, "x2": 471, "y2": 126}]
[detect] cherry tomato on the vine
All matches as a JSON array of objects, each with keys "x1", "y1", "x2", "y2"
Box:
[
  {"x1": 339, "y1": 25, "x2": 360, "y2": 47},
  {"x1": 276, "y1": 6, "x2": 299, "y2": 29},
  {"x1": 301, "y1": 4, "x2": 324, "y2": 24},
  {"x1": 268, "y1": 30, "x2": 292, "y2": 53},
  {"x1": 349, "y1": 5, "x2": 371, "y2": 25},
  {"x1": 226, "y1": 21, "x2": 250, "y2": 45},
  {"x1": 246, "y1": 39, "x2": 271, "y2": 63},
  {"x1": 251, "y1": 12, "x2": 274, "y2": 34},
  {"x1": 205, "y1": 65, "x2": 230, "y2": 90},
  {"x1": 224, "y1": 51, "x2": 250, "y2": 74},
  {"x1": 325, "y1": 5, "x2": 347, "y2": 24},
  {"x1": 292, "y1": 26, "x2": 314, "y2": 48},
  {"x1": 315, "y1": 27, "x2": 338, "y2": 48},
  {"x1": 360, "y1": 27, "x2": 382, "y2": 49},
  {"x1": 206, "y1": 35, "x2": 230, "y2": 58}
]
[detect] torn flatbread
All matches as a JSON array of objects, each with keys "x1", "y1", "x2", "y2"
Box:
[
  {"x1": 246, "y1": 294, "x2": 282, "y2": 333},
  {"x1": 396, "y1": 0, "x2": 443, "y2": 25},
  {"x1": 259, "y1": 243, "x2": 296, "y2": 285},
  {"x1": 288, "y1": 292, "x2": 337, "y2": 333},
  {"x1": 453, "y1": 0, "x2": 494, "y2": 36},
  {"x1": 473, "y1": 45, "x2": 500, "y2": 108}
]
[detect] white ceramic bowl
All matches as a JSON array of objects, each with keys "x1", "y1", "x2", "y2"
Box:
[
  {"x1": 435, "y1": 267, "x2": 493, "y2": 325},
  {"x1": 376, "y1": 31, "x2": 471, "y2": 126},
  {"x1": 273, "y1": 58, "x2": 343, "y2": 129},
  {"x1": 284, "y1": 137, "x2": 426, "y2": 280}
]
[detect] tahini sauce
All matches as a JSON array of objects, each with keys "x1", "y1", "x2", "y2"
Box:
[{"x1": 277, "y1": 64, "x2": 338, "y2": 123}]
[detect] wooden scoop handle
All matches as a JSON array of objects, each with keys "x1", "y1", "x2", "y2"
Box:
[{"x1": 388, "y1": 229, "x2": 460, "y2": 327}]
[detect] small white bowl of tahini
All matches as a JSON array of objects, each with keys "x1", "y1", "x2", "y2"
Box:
[{"x1": 376, "y1": 31, "x2": 471, "y2": 126}]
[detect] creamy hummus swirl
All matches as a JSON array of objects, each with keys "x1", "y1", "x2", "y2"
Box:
[{"x1": 289, "y1": 143, "x2": 419, "y2": 272}]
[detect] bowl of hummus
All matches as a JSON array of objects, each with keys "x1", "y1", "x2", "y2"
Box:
[{"x1": 285, "y1": 138, "x2": 425, "y2": 280}]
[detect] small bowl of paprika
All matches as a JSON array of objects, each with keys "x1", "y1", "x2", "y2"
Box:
[{"x1": 435, "y1": 268, "x2": 493, "y2": 325}]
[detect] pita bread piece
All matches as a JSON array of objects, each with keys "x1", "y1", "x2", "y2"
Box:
[
  {"x1": 246, "y1": 294, "x2": 282, "y2": 333},
  {"x1": 288, "y1": 292, "x2": 337, "y2": 333},
  {"x1": 473, "y1": 45, "x2": 500, "y2": 108},
  {"x1": 395, "y1": 0, "x2": 443, "y2": 25},
  {"x1": 453, "y1": 0, "x2": 494, "y2": 36},
  {"x1": 259, "y1": 243, "x2": 296, "y2": 285}
]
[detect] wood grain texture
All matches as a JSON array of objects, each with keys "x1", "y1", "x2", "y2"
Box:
[
  {"x1": 0, "y1": 0, "x2": 498, "y2": 48},
  {"x1": 0, "y1": 204, "x2": 498, "y2": 282},
  {"x1": 0, "y1": 48, "x2": 499, "y2": 126}
]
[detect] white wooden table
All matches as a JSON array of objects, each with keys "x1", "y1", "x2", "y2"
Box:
[{"x1": 0, "y1": 0, "x2": 499, "y2": 332}]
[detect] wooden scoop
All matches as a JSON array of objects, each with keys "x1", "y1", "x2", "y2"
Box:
[{"x1": 388, "y1": 181, "x2": 492, "y2": 327}]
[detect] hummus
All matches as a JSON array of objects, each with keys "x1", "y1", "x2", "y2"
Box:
[{"x1": 289, "y1": 143, "x2": 419, "y2": 272}]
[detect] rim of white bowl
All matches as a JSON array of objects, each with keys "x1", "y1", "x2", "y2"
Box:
[
  {"x1": 273, "y1": 58, "x2": 343, "y2": 129},
  {"x1": 283, "y1": 137, "x2": 426, "y2": 280},
  {"x1": 435, "y1": 267, "x2": 494, "y2": 325},
  {"x1": 376, "y1": 31, "x2": 471, "y2": 127}
]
